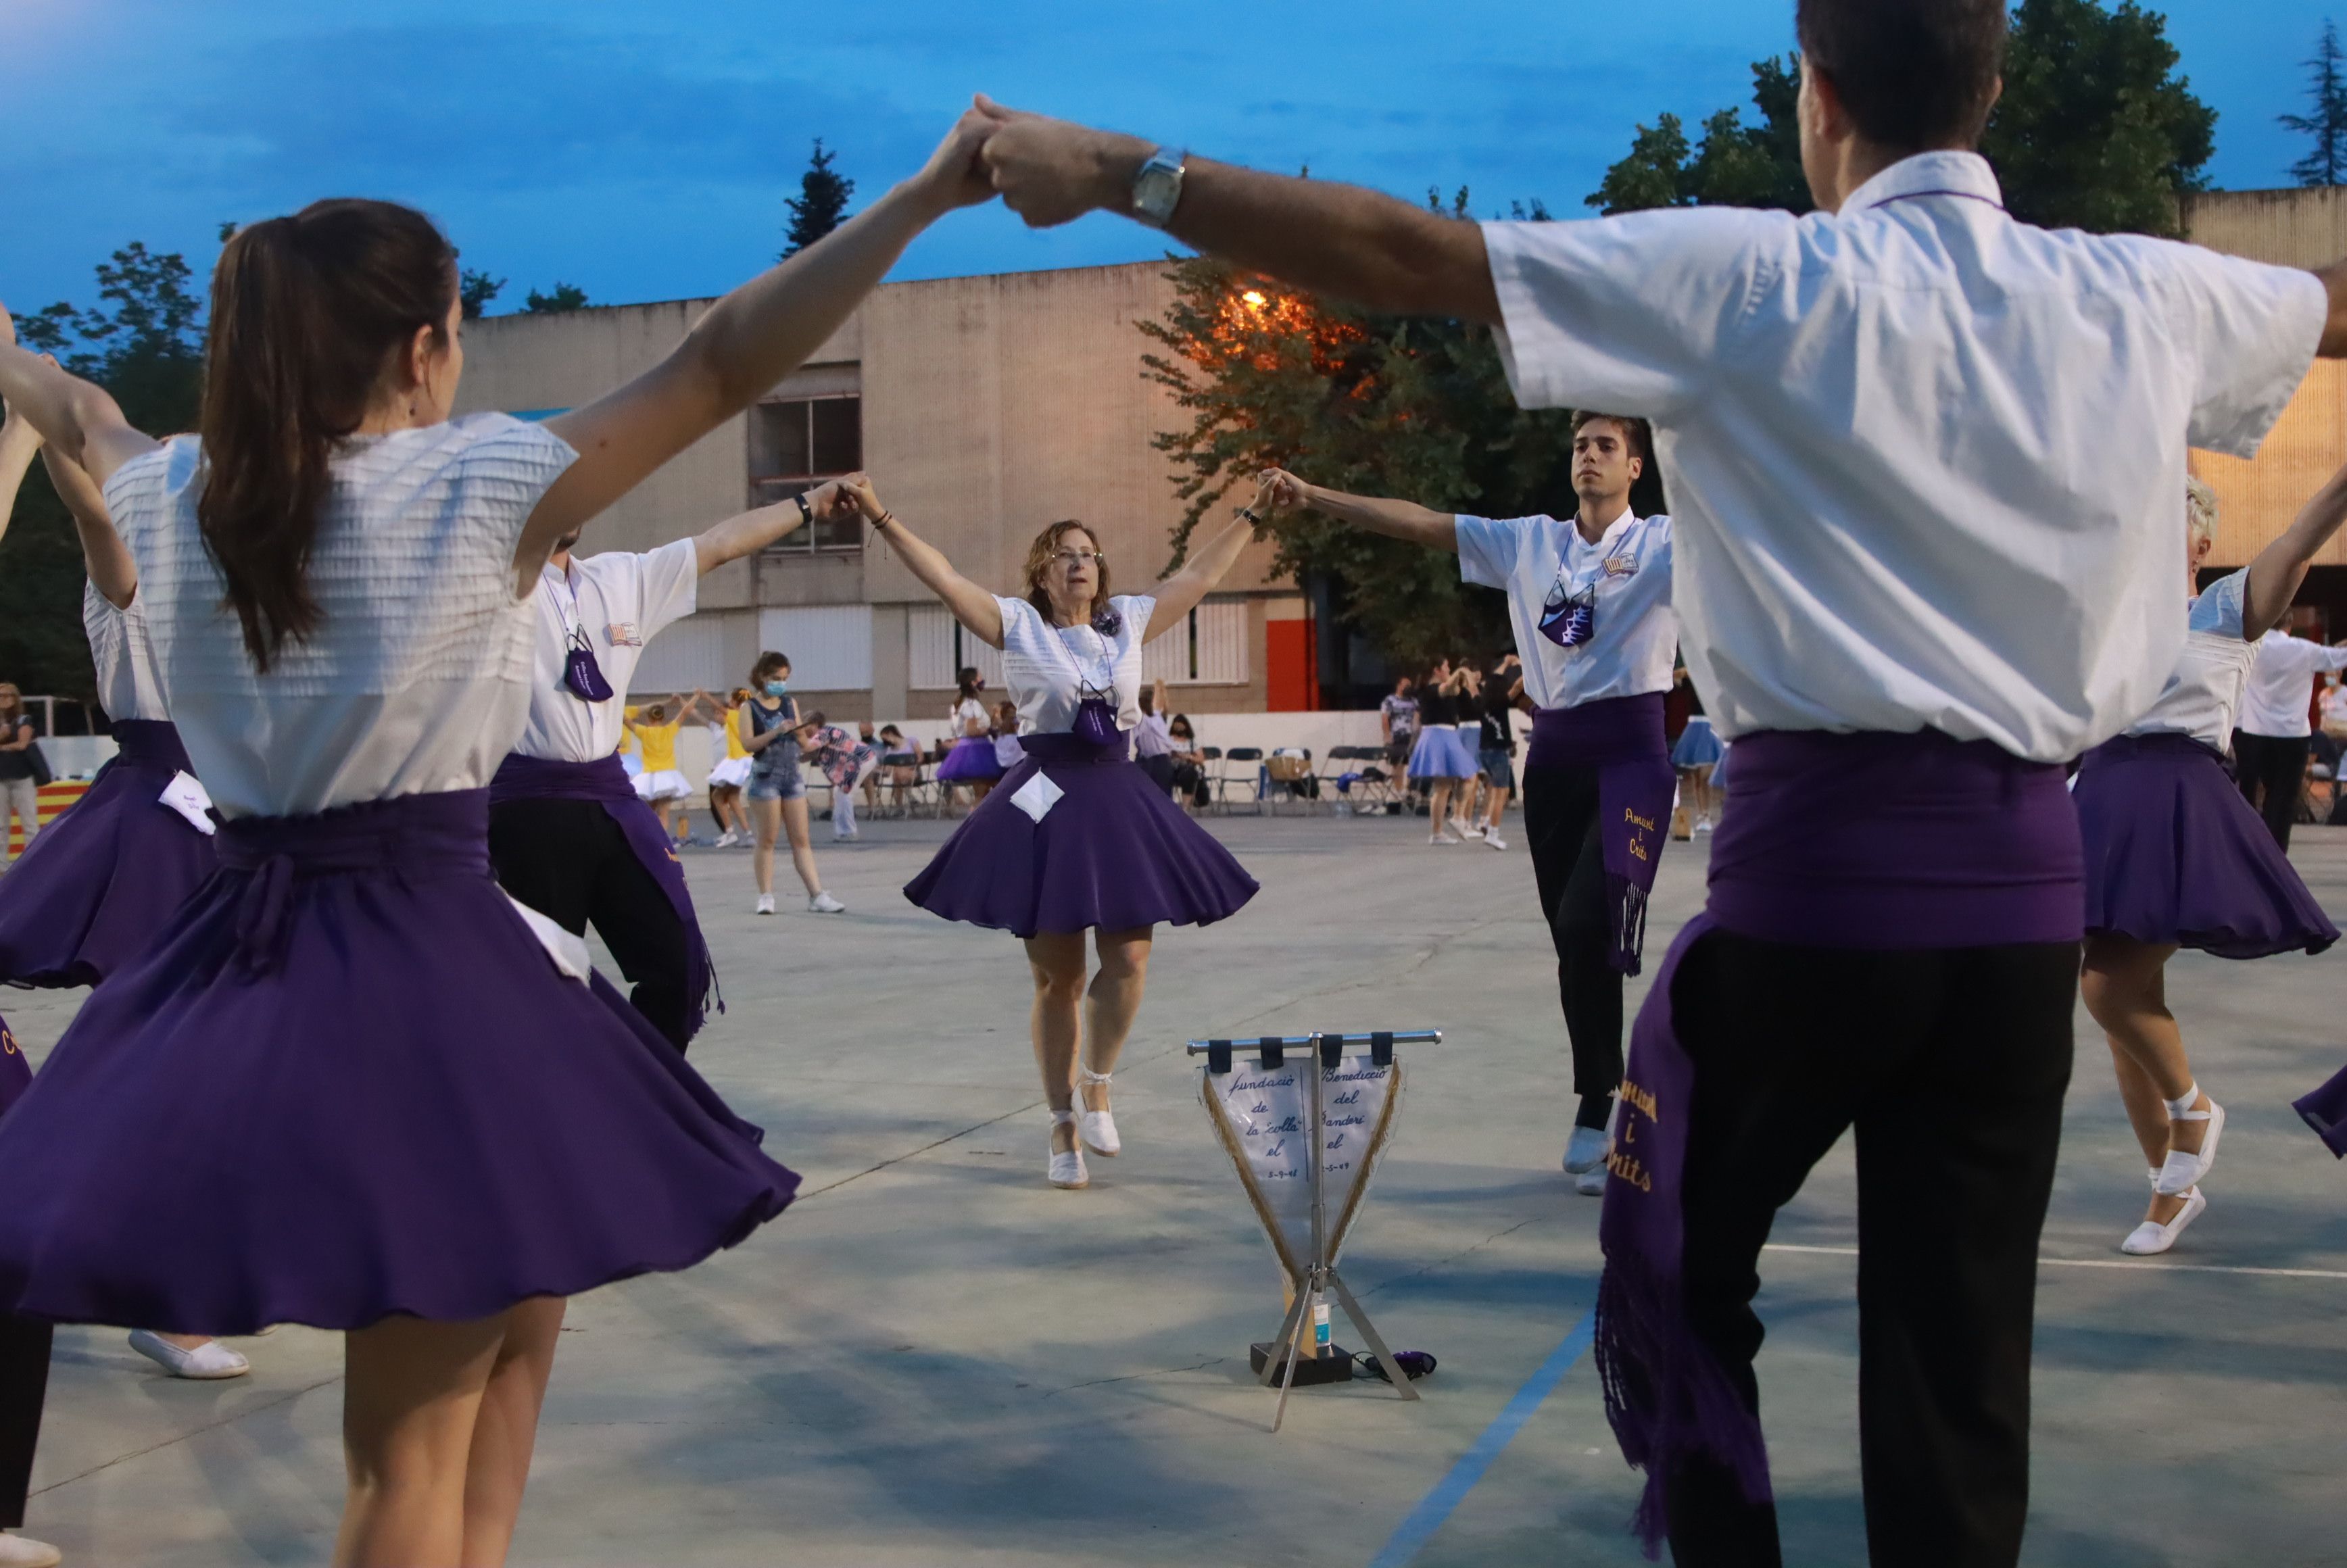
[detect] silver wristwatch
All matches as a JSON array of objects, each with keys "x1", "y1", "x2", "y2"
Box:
[{"x1": 1132, "y1": 146, "x2": 1187, "y2": 228}]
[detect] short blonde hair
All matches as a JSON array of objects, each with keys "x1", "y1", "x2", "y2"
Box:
[{"x1": 2185, "y1": 475, "x2": 2219, "y2": 551}]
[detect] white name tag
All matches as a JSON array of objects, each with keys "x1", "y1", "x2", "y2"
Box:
[
  {"x1": 606, "y1": 621, "x2": 642, "y2": 648},
  {"x1": 1010, "y1": 772, "x2": 1064, "y2": 824},
  {"x1": 158, "y1": 771, "x2": 216, "y2": 835},
  {"x1": 504, "y1": 893, "x2": 591, "y2": 983}
]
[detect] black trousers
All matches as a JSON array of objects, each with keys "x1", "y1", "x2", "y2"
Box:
[
  {"x1": 2231, "y1": 729, "x2": 2309, "y2": 850},
  {"x1": 489, "y1": 798, "x2": 693, "y2": 1052},
  {"x1": 1663, "y1": 927, "x2": 2077, "y2": 1568},
  {"x1": 1522, "y1": 763, "x2": 1619, "y2": 1123},
  {"x1": 0, "y1": 1317, "x2": 48, "y2": 1529}
]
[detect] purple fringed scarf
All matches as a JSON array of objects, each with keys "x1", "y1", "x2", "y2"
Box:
[
  {"x1": 1528, "y1": 695, "x2": 1676, "y2": 974},
  {"x1": 2294, "y1": 1067, "x2": 2347, "y2": 1156},
  {"x1": 490, "y1": 753, "x2": 718, "y2": 1039},
  {"x1": 0, "y1": 1014, "x2": 28, "y2": 1120},
  {"x1": 1595, "y1": 914, "x2": 1773, "y2": 1557}
]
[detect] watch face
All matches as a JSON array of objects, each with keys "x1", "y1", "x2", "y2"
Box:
[{"x1": 1136, "y1": 165, "x2": 1180, "y2": 218}]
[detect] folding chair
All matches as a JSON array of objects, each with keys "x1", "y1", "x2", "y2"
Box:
[
  {"x1": 1216, "y1": 746, "x2": 1267, "y2": 815},
  {"x1": 1264, "y1": 748, "x2": 1317, "y2": 815}
]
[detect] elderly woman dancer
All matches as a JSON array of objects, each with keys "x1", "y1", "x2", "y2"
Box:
[
  {"x1": 2078, "y1": 472, "x2": 2347, "y2": 1254},
  {"x1": 856, "y1": 476, "x2": 1261, "y2": 1189},
  {"x1": 0, "y1": 108, "x2": 990, "y2": 1567}
]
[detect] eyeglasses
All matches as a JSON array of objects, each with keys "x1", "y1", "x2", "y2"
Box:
[{"x1": 1051, "y1": 548, "x2": 1102, "y2": 567}]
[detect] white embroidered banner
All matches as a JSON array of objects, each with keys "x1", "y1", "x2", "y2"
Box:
[{"x1": 1201, "y1": 1052, "x2": 1403, "y2": 1279}]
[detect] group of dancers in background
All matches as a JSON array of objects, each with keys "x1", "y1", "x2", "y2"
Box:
[{"x1": 0, "y1": 3, "x2": 2344, "y2": 1561}]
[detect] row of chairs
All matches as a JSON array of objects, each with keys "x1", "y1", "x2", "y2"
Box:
[{"x1": 776, "y1": 744, "x2": 1413, "y2": 820}]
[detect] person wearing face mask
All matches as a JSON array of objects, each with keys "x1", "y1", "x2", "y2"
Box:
[
  {"x1": 738, "y1": 653, "x2": 846, "y2": 914},
  {"x1": 489, "y1": 481, "x2": 858, "y2": 1048},
  {"x1": 842, "y1": 475, "x2": 1261, "y2": 1191},
  {"x1": 936, "y1": 666, "x2": 1005, "y2": 806},
  {"x1": 1261, "y1": 410, "x2": 1676, "y2": 1194}
]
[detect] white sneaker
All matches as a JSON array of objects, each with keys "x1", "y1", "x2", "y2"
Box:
[
  {"x1": 713, "y1": 831, "x2": 738, "y2": 848},
  {"x1": 1483, "y1": 829, "x2": 1508, "y2": 850},
  {"x1": 128, "y1": 1329, "x2": 251, "y2": 1380},
  {"x1": 1575, "y1": 1162, "x2": 1609, "y2": 1197},
  {"x1": 0, "y1": 1532, "x2": 62, "y2": 1567},
  {"x1": 2121, "y1": 1185, "x2": 2207, "y2": 1256},
  {"x1": 1076, "y1": 1066, "x2": 1119, "y2": 1157},
  {"x1": 1048, "y1": 1112, "x2": 1090, "y2": 1189},
  {"x1": 1694, "y1": 819, "x2": 1714, "y2": 835},
  {"x1": 1429, "y1": 825, "x2": 1463, "y2": 845},
  {"x1": 807, "y1": 891, "x2": 846, "y2": 914},
  {"x1": 754, "y1": 893, "x2": 776, "y2": 915},
  {"x1": 1563, "y1": 1123, "x2": 1610, "y2": 1175}
]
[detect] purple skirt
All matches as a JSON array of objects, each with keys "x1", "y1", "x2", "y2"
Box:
[
  {"x1": 0, "y1": 789, "x2": 797, "y2": 1335},
  {"x1": 0, "y1": 720, "x2": 218, "y2": 989},
  {"x1": 2077, "y1": 732, "x2": 2338, "y2": 958},
  {"x1": 904, "y1": 732, "x2": 1259, "y2": 937},
  {"x1": 936, "y1": 735, "x2": 1006, "y2": 783}
]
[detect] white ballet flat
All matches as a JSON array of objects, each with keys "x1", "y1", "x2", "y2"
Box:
[
  {"x1": 1563, "y1": 1123, "x2": 1610, "y2": 1175},
  {"x1": 0, "y1": 1532, "x2": 61, "y2": 1567},
  {"x1": 1048, "y1": 1111, "x2": 1090, "y2": 1190},
  {"x1": 1075, "y1": 1065, "x2": 1119, "y2": 1156},
  {"x1": 128, "y1": 1329, "x2": 250, "y2": 1380},
  {"x1": 2154, "y1": 1088, "x2": 2224, "y2": 1196},
  {"x1": 2121, "y1": 1185, "x2": 2207, "y2": 1255}
]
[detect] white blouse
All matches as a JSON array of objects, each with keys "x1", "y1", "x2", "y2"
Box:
[
  {"x1": 996, "y1": 594, "x2": 1155, "y2": 736},
  {"x1": 949, "y1": 696, "x2": 990, "y2": 739},
  {"x1": 101, "y1": 414, "x2": 579, "y2": 818},
  {"x1": 2127, "y1": 569, "x2": 2254, "y2": 752},
  {"x1": 83, "y1": 582, "x2": 170, "y2": 724}
]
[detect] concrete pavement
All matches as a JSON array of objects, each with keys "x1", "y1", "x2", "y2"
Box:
[{"x1": 4, "y1": 807, "x2": 2345, "y2": 1565}]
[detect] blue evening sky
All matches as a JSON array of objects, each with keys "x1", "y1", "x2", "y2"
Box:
[{"x1": 1, "y1": 0, "x2": 2337, "y2": 317}]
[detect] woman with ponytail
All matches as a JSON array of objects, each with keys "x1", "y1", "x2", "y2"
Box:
[
  {"x1": 0, "y1": 107, "x2": 993, "y2": 1567},
  {"x1": 935, "y1": 665, "x2": 1006, "y2": 803}
]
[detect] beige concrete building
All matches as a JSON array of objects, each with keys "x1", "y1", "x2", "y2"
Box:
[{"x1": 453, "y1": 263, "x2": 1316, "y2": 723}]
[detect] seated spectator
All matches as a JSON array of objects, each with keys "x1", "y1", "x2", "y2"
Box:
[
  {"x1": 1167, "y1": 714, "x2": 1211, "y2": 813},
  {"x1": 877, "y1": 724, "x2": 917, "y2": 816},
  {"x1": 1136, "y1": 679, "x2": 1177, "y2": 796}
]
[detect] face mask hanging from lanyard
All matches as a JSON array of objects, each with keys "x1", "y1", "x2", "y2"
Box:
[{"x1": 550, "y1": 568, "x2": 616, "y2": 702}]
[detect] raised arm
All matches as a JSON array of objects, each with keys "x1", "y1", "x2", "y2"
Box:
[
  {"x1": 2316, "y1": 260, "x2": 2347, "y2": 360},
  {"x1": 0, "y1": 314, "x2": 156, "y2": 484},
  {"x1": 692, "y1": 479, "x2": 859, "y2": 574},
  {"x1": 972, "y1": 99, "x2": 1498, "y2": 325},
  {"x1": 2245, "y1": 458, "x2": 2347, "y2": 635},
  {"x1": 837, "y1": 476, "x2": 1005, "y2": 647},
  {"x1": 1259, "y1": 466, "x2": 1458, "y2": 552},
  {"x1": 1146, "y1": 474, "x2": 1268, "y2": 634},
  {"x1": 523, "y1": 114, "x2": 996, "y2": 574},
  {"x1": 0, "y1": 402, "x2": 39, "y2": 549},
  {"x1": 41, "y1": 442, "x2": 138, "y2": 608}
]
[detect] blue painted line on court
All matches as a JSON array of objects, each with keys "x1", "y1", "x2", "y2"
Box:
[{"x1": 1366, "y1": 1312, "x2": 1597, "y2": 1568}]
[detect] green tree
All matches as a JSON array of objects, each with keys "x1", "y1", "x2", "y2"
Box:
[
  {"x1": 1587, "y1": 57, "x2": 1812, "y2": 216},
  {"x1": 2282, "y1": 19, "x2": 2347, "y2": 187},
  {"x1": 5, "y1": 243, "x2": 209, "y2": 706},
  {"x1": 460, "y1": 268, "x2": 506, "y2": 318},
  {"x1": 1142, "y1": 257, "x2": 1584, "y2": 674},
  {"x1": 1985, "y1": 0, "x2": 2214, "y2": 234},
  {"x1": 782, "y1": 139, "x2": 855, "y2": 258},
  {"x1": 523, "y1": 283, "x2": 588, "y2": 314}
]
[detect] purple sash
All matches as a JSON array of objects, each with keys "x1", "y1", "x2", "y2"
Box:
[
  {"x1": 1595, "y1": 729, "x2": 2084, "y2": 1556},
  {"x1": 489, "y1": 754, "x2": 716, "y2": 1038},
  {"x1": 1526, "y1": 694, "x2": 1675, "y2": 973},
  {"x1": 0, "y1": 1014, "x2": 28, "y2": 1121},
  {"x1": 2294, "y1": 1068, "x2": 2347, "y2": 1157}
]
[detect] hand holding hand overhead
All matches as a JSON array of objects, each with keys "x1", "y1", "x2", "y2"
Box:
[{"x1": 971, "y1": 95, "x2": 1150, "y2": 228}]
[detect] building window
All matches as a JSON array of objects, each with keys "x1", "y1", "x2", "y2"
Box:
[{"x1": 749, "y1": 395, "x2": 863, "y2": 553}]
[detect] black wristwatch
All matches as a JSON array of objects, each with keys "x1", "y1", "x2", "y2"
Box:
[{"x1": 794, "y1": 491, "x2": 814, "y2": 527}]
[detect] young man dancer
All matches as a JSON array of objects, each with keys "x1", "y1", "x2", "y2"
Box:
[
  {"x1": 967, "y1": 0, "x2": 2340, "y2": 1559},
  {"x1": 2230, "y1": 622, "x2": 2347, "y2": 850},
  {"x1": 1261, "y1": 410, "x2": 1676, "y2": 1197},
  {"x1": 489, "y1": 481, "x2": 859, "y2": 1050}
]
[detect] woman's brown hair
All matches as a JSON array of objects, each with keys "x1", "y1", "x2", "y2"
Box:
[
  {"x1": 198, "y1": 199, "x2": 458, "y2": 670},
  {"x1": 1021, "y1": 520, "x2": 1113, "y2": 624}
]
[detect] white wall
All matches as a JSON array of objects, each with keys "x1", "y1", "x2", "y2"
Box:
[{"x1": 758, "y1": 606, "x2": 874, "y2": 690}]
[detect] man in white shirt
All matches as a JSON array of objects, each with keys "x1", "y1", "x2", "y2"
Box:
[
  {"x1": 489, "y1": 481, "x2": 857, "y2": 1049},
  {"x1": 1261, "y1": 412, "x2": 1678, "y2": 1193},
  {"x1": 967, "y1": 0, "x2": 2342, "y2": 1559},
  {"x1": 2231, "y1": 626, "x2": 2347, "y2": 850}
]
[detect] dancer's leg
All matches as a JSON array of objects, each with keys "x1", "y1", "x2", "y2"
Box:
[
  {"x1": 1426, "y1": 779, "x2": 1455, "y2": 835},
  {"x1": 1558, "y1": 802, "x2": 1623, "y2": 1127},
  {"x1": 1025, "y1": 933, "x2": 1088, "y2": 1156},
  {"x1": 336, "y1": 1313, "x2": 509, "y2": 1568},
  {"x1": 459, "y1": 1296, "x2": 566, "y2": 1568},
  {"x1": 2079, "y1": 936, "x2": 2208, "y2": 1152},
  {"x1": 0, "y1": 1317, "x2": 49, "y2": 1532},
  {"x1": 587, "y1": 835, "x2": 694, "y2": 1050},
  {"x1": 1480, "y1": 783, "x2": 1511, "y2": 833},
  {"x1": 1080, "y1": 927, "x2": 1153, "y2": 1101},
  {"x1": 780, "y1": 798, "x2": 824, "y2": 897},
  {"x1": 749, "y1": 796, "x2": 781, "y2": 896}
]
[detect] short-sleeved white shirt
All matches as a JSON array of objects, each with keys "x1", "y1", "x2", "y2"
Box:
[
  {"x1": 83, "y1": 583, "x2": 168, "y2": 724},
  {"x1": 2126, "y1": 569, "x2": 2256, "y2": 750},
  {"x1": 1482, "y1": 151, "x2": 2326, "y2": 762},
  {"x1": 102, "y1": 414, "x2": 578, "y2": 817},
  {"x1": 513, "y1": 539, "x2": 700, "y2": 764},
  {"x1": 1455, "y1": 507, "x2": 1676, "y2": 710},
  {"x1": 2237, "y1": 628, "x2": 2347, "y2": 738},
  {"x1": 996, "y1": 594, "x2": 1155, "y2": 735}
]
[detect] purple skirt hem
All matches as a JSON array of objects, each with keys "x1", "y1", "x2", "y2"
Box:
[
  {"x1": 936, "y1": 737, "x2": 1005, "y2": 783},
  {"x1": 0, "y1": 728, "x2": 217, "y2": 989},
  {"x1": 905, "y1": 737, "x2": 1257, "y2": 937},
  {"x1": 2077, "y1": 733, "x2": 2339, "y2": 960}
]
